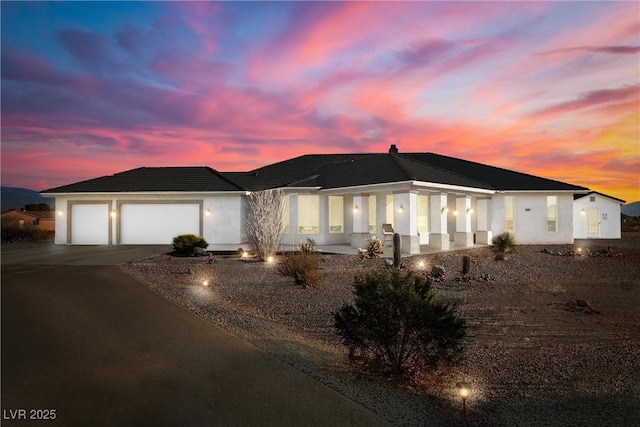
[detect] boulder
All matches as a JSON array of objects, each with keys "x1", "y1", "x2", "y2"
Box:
[{"x1": 193, "y1": 246, "x2": 208, "y2": 257}]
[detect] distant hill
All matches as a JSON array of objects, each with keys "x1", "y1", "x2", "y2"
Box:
[
  {"x1": 621, "y1": 201, "x2": 640, "y2": 217},
  {"x1": 1, "y1": 186, "x2": 54, "y2": 212}
]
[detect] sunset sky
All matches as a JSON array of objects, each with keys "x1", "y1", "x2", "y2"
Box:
[{"x1": 1, "y1": 1, "x2": 638, "y2": 202}]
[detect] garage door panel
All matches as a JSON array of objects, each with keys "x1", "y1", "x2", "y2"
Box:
[
  {"x1": 120, "y1": 204, "x2": 200, "y2": 244},
  {"x1": 71, "y1": 204, "x2": 109, "y2": 244}
]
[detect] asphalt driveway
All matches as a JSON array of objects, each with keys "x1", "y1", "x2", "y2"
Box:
[{"x1": 1, "y1": 245, "x2": 389, "y2": 426}]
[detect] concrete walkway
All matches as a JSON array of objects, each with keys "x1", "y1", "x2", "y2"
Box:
[{"x1": 1, "y1": 245, "x2": 390, "y2": 426}]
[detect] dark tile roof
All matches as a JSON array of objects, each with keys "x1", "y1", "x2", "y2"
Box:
[
  {"x1": 226, "y1": 154, "x2": 373, "y2": 190},
  {"x1": 40, "y1": 149, "x2": 590, "y2": 194},
  {"x1": 41, "y1": 167, "x2": 245, "y2": 193},
  {"x1": 401, "y1": 153, "x2": 588, "y2": 192}
]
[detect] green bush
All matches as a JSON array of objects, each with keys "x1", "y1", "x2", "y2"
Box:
[
  {"x1": 172, "y1": 233, "x2": 208, "y2": 255},
  {"x1": 334, "y1": 269, "x2": 466, "y2": 378},
  {"x1": 491, "y1": 231, "x2": 516, "y2": 260},
  {"x1": 277, "y1": 252, "x2": 321, "y2": 287}
]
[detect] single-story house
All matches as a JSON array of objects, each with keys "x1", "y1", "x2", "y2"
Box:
[
  {"x1": 1, "y1": 209, "x2": 56, "y2": 231},
  {"x1": 41, "y1": 145, "x2": 623, "y2": 253}
]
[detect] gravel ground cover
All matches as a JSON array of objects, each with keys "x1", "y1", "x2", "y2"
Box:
[{"x1": 121, "y1": 235, "x2": 640, "y2": 426}]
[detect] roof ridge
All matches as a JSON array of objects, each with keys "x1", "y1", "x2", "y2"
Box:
[
  {"x1": 394, "y1": 153, "x2": 496, "y2": 190},
  {"x1": 422, "y1": 152, "x2": 587, "y2": 189},
  {"x1": 203, "y1": 166, "x2": 246, "y2": 191}
]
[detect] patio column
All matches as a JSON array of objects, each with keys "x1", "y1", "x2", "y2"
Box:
[
  {"x1": 429, "y1": 193, "x2": 449, "y2": 250},
  {"x1": 476, "y1": 198, "x2": 492, "y2": 244},
  {"x1": 455, "y1": 196, "x2": 473, "y2": 247},
  {"x1": 350, "y1": 195, "x2": 370, "y2": 249},
  {"x1": 394, "y1": 192, "x2": 420, "y2": 254}
]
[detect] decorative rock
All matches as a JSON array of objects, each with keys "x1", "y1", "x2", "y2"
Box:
[{"x1": 193, "y1": 246, "x2": 208, "y2": 256}]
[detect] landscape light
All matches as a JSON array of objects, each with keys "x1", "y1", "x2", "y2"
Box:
[
  {"x1": 417, "y1": 260, "x2": 425, "y2": 269},
  {"x1": 267, "y1": 256, "x2": 274, "y2": 263},
  {"x1": 456, "y1": 381, "x2": 471, "y2": 414},
  {"x1": 241, "y1": 251, "x2": 248, "y2": 259}
]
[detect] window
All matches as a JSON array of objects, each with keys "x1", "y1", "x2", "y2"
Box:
[
  {"x1": 282, "y1": 195, "x2": 290, "y2": 234},
  {"x1": 297, "y1": 195, "x2": 319, "y2": 234},
  {"x1": 368, "y1": 196, "x2": 376, "y2": 234},
  {"x1": 417, "y1": 195, "x2": 429, "y2": 236},
  {"x1": 386, "y1": 195, "x2": 394, "y2": 226},
  {"x1": 328, "y1": 196, "x2": 344, "y2": 233},
  {"x1": 504, "y1": 196, "x2": 515, "y2": 233},
  {"x1": 547, "y1": 196, "x2": 557, "y2": 232}
]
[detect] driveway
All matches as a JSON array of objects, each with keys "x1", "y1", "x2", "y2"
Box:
[{"x1": 1, "y1": 245, "x2": 390, "y2": 426}]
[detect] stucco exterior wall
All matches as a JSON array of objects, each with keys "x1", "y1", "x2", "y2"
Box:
[
  {"x1": 52, "y1": 193, "x2": 244, "y2": 246},
  {"x1": 573, "y1": 194, "x2": 622, "y2": 239},
  {"x1": 490, "y1": 193, "x2": 574, "y2": 244}
]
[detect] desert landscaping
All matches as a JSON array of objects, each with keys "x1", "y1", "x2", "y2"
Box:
[{"x1": 122, "y1": 235, "x2": 640, "y2": 426}]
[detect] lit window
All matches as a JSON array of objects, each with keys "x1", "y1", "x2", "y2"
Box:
[
  {"x1": 368, "y1": 196, "x2": 376, "y2": 234},
  {"x1": 504, "y1": 196, "x2": 515, "y2": 233},
  {"x1": 297, "y1": 195, "x2": 319, "y2": 234},
  {"x1": 282, "y1": 195, "x2": 290, "y2": 234},
  {"x1": 386, "y1": 195, "x2": 394, "y2": 226},
  {"x1": 328, "y1": 196, "x2": 344, "y2": 233},
  {"x1": 417, "y1": 195, "x2": 429, "y2": 236},
  {"x1": 547, "y1": 196, "x2": 557, "y2": 232}
]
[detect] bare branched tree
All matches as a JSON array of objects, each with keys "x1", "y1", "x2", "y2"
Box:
[{"x1": 244, "y1": 189, "x2": 286, "y2": 261}]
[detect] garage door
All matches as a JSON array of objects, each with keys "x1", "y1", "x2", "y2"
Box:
[
  {"x1": 71, "y1": 204, "x2": 110, "y2": 244},
  {"x1": 120, "y1": 204, "x2": 200, "y2": 244}
]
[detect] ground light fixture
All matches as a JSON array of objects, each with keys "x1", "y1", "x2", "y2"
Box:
[
  {"x1": 202, "y1": 280, "x2": 209, "y2": 291},
  {"x1": 456, "y1": 381, "x2": 471, "y2": 414}
]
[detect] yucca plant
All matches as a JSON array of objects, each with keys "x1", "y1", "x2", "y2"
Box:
[{"x1": 491, "y1": 231, "x2": 516, "y2": 260}]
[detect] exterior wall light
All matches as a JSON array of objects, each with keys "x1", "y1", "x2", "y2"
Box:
[
  {"x1": 398, "y1": 205, "x2": 404, "y2": 213},
  {"x1": 57, "y1": 210, "x2": 64, "y2": 216},
  {"x1": 353, "y1": 205, "x2": 359, "y2": 213},
  {"x1": 453, "y1": 210, "x2": 458, "y2": 216},
  {"x1": 581, "y1": 209, "x2": 586, "y2": 215},
  {"x1": 110, "y1": 210, "x2": 117, "y2": 218},
  {"x1": 206, "y1": 208, "x2": 211, "y2": 216},
  {"x1": 456, "y1": 381, "x2": 471, "y2": 414},
  {"x1": 441, "y1": 206, "x2": 448, "y2": 213},
  {"x1": 467, "y1": 208, "x2": 473, "y2": 214}
]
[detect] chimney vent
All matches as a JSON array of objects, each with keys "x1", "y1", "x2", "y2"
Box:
[{"x1": 389, "y1": 144, "x2": 398, "y2": 154}]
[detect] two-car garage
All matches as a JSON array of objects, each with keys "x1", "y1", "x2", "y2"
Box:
[{"x1": 70, "y1": 202, "x2": 201, "y2": 245}]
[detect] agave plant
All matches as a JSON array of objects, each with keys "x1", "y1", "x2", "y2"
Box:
[{"x1": 491, "y1": 231, "x2": 516, "y2": 260}]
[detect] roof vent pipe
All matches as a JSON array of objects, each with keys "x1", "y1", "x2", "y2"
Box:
[{"x1": 389, "y1": 144, "x2": 398, "y2": 154}]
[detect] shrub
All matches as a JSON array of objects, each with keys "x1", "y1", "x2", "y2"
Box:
[
  {"x1": 172, "y1": 233, "x2": 208, "y2": 255},
  {"x1": 1, "y1": 217, "x2": 53, "y2": 242},
  {"x1": 491, "y1": 231, "x2": 516, "y2": 260},
  {"x1": 299, "y1": 238, "x2": 317, "y2": 254},
  {"x1": 334, "y1": 269, "x2": 466, "y2": 379},
  {"x1": 277, "y1": 252, "x2": 321, "y2": 287}
]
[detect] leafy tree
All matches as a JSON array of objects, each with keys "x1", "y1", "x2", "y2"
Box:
[{"x1": 334, "y1": 269, "x2": 466, "y2": 379}]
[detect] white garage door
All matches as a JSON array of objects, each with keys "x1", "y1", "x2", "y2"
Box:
[
  {"x1": 71, "y1": 204, "x2": 110, "y2": 244},
  {"x1": 120, "y1": 204, "x2": 200, "y2": 244}
]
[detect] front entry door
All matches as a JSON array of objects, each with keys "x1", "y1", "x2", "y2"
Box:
[{"x1": 587, "y1": 208, "x2": 600, "y2": 236}]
